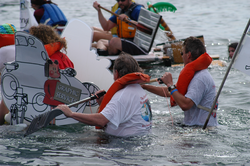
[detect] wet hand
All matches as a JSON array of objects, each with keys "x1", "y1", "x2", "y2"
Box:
[
  {"x1": 95, "y1": 90, "x2": 106, "y2": 105},
  {"x1": 56, "y1": 104, "x2": 73, "y2": 117},
  {"x1": 161, "y1": 72, "x2": 173, "y2": 87}
]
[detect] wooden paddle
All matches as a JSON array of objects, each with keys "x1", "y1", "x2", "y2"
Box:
[
  {"x1": 24, "y1": 91, "x2": 106, "y2": 137},
  {"x1": 99, "y1": 5, "x2": 153, "y2": 35},
  {"x1": 141, "y1": 78, "x2": 164, "y2": 84}
]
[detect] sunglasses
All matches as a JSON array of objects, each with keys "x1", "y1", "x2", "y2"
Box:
[{"x1": 116, "y1": 0, "x2": 125, "y2": 2}]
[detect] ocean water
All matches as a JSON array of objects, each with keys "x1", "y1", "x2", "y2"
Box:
[{"x1": 0, "y1": 0, "x2": 250, "y2": 165}]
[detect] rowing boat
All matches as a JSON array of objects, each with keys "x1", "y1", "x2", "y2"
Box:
[
  {"x1": 95, "y1": 1, "x2": 223, "y2": 66},
  {"x1": 20, "y1": 0, "x2": 223, "y2": 67}
]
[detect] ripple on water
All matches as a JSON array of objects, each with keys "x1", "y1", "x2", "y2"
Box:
[{"x1": 1, "y1": 0, "x2": 250, "y2": 165}]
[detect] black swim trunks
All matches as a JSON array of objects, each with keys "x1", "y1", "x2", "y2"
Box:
[{"x1": 121, "y1": 38, "x2": 148, "y2": 55}]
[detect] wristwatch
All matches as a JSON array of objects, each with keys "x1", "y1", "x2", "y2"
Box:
[{"x1": 168, "y1": 85, "x2": 176, "y2": 92}]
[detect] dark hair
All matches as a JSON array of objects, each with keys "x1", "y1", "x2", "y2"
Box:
[
  {"x1": 31, "y1": 0, "x2": 53, "y2": 6},
  {"x1": 113, "y1": 52, "x2": 142, "y2": 77},
  {"x1": 183, "y1": 36, "x2": 206, "y2": 60},
  {"x1": 228, "y1": 42, "x2": 238, "y2": 50}
]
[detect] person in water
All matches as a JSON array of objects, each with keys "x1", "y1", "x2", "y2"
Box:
[
  {"x1": 141, "y1": 36, "x2": 218, "y2": 127},
  {"x1": 93, "y1": 0, "x2": 147, "y2": 56},
  {"x1": 0, "y1": 24, "x2": 74, "y2": 125},
  {"x1": 228, "y1": 42, "x2": 238, "y2": 59},
  {"x1": 30, "y1": 0, "x2": 67, "y2": 34},
  {"x1": 0, "y1": 23, "x2": 17, "y2": 125},
  {"x1": 30, "y1": 24, "x2": 74, "y2": 121},
  {"x1": 55, "y1": 52, "x2": 152, "y2": 137},
  {"x1": 29, "y1": 24, "x2": 74, "y2": 69}
]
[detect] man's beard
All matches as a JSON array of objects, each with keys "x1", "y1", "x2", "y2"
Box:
[{"x1": 120, "y1": 4, "x2": 129, "y2": 11}]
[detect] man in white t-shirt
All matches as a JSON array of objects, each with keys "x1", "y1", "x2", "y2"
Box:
[
  {"x1": 141, "y1": 36, "x2": 218, "y2": 127},
  {"x1": 56, "y1": 53, "x2": 152, "y2": 137}
]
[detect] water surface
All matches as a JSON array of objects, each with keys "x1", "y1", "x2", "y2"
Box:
[{"x1": 0, "y1": 0, "x2": 250, "y2": 165}]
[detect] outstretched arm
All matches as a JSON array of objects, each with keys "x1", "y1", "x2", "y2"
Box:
[
  {"x1": 56, "y1": 104, "x2": 109, "y2": 127},
  {"x1": 141, "y1": 84, "x2": 170, "y2": 97},
  {"x1": 161, "y1": 72, "x2": 194, "y2": 111}
]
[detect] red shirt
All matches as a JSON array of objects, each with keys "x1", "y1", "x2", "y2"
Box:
[{"x1": 34, "y1": 8, "x2": 44, "y2": 23}]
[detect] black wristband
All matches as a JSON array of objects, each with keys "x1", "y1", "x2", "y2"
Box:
[{"x1": 168, "y1": 85, "x2": 176, "y2": 92}]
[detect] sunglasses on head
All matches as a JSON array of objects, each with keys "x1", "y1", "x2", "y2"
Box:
[{"x1": 116, "y1": 0, "x2": 125, "y2": 2}]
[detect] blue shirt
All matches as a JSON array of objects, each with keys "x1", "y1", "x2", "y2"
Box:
[{"x1": 109, "y1": 5, "x2": 142, "y2": 24}]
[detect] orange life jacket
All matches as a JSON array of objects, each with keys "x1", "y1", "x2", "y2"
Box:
[
  {"x1": 96, "y1": 72, "x2": 150, "y2": 129},
  {"x1": 170, "y1": 52, "x2": 212, "y2": 106},
  {"x1": 44, "y1": 42, "x2": 62, "y2": 56},
  {"x1": 44, "y1": 42, "x2": 74, "y2": 69},
  {"x1": 116, "y1": 18, "x2": 136, "y2": 38},
  {"x1": 116, "y1": 3, "x2": 140, "y2": 38}
]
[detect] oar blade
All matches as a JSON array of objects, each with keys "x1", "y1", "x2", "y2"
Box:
[
  {"x1": 24, "y1": 109, "x2": 63, "y2": 137},
  {"x1": 24, "y1": 92, "x2": 106, "y2": 137}
]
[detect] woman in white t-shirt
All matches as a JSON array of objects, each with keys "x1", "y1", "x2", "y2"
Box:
[{"x1": 56, "y1": 52, "x2": 152, "y2": 137}]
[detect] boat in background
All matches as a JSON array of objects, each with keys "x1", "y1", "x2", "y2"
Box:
[
  {"x1": 97, "y1": 34, "x2": 223, "y2": 67},
  {"x1": 97, "y1": 2, "x2": 223, "y2": 67},
  {"x1": 19, "y1": 0, "x2": 224, "y2": 67}
]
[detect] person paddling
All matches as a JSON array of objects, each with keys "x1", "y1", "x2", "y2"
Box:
[
  {"x1": 55, "y1": 53, "x2": 153, "y2": 137},
  {"x1": 93, "y1": 0, "x2": 147, "y2": 56},
  {"x1": 142, "y1": 36, "x2": 218, "y2": 127},
  {"x1": 91, "y1": 0, "x2": 136, "y2": 46}
]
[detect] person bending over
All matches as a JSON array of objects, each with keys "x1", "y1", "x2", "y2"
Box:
[
  {"x1": 142, "y1": 36, "x2": 218, "y2": 127},
  {"x1": 93, "y1": 0, "x2": 147, "y2": 56},
  {"x1": 56, "y1": 53, "x2": 152, "y2": 137},
  {"x1": 31, "y1": 0, "x2": 67, "y2": 34}
]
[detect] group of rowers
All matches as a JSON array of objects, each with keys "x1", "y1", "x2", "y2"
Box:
[{"x1": 0, "y1": 0, "x2": 239, "y2": 137}]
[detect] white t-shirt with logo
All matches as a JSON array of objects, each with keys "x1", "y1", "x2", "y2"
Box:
[
  {"x1": 101, "y1": 84, "x2": 152, "y2": 137},
  {"x1": 184, "y1": 69, "x2": 218, "y2": 126}
]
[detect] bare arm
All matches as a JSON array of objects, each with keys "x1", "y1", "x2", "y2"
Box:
[
  {"x1": 56, "y1": 104, "x2": 109, "y2": 127},
  {"x1": 93, "y1": 1, "x2": 116, "y2": 31},
  {"x1": 170, "y1": 91, "x2": 194, "y2": 111},
  {"x1": 161, "y1": 72, "x2": 195, "y2": 111},
  {"x1": 141, "y1": 84, "x2": 170, "y2": 97}
]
